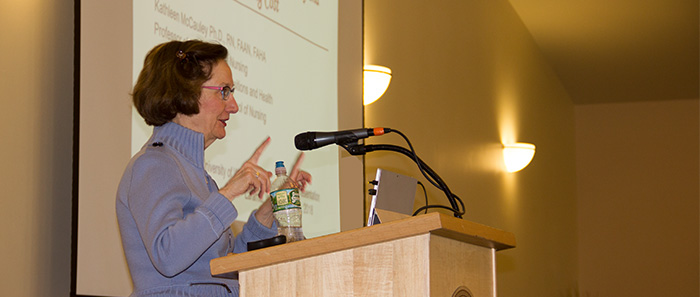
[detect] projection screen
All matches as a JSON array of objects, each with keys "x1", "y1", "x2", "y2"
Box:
[{"x1": 74, "y1": 1, "x2": 363, "y2": 296}]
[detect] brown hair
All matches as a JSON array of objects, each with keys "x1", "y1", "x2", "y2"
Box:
[{"x1": 132, "y1": 40, "x2": 228, "y2": 126}]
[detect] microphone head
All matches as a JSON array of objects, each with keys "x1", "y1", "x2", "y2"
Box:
[{"x1": 294, "y1": 132, "x2": 317, "y2": 150}]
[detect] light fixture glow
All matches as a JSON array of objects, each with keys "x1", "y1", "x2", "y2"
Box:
[
  {"x1": 503, "y1": 143, "x2": 536, "y2": 172},
  {"x1": 363, "y1": 65, "x2": 392, "y2": 105}
]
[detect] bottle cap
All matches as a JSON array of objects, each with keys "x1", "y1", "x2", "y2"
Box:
[{"x1": 275, "y1": 161, "x2": 285, "y2": 168}]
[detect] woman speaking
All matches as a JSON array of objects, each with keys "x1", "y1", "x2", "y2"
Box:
[{"x1": 116, "y1": 40, "x2": 310, "y2": 297}]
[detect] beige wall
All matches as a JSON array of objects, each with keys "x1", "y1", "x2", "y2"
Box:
[
  {"x1": 364, "y1": 1, "x2": 578, "y2": 296},
  {"x1": 0, "y1": 0, "x2": 74, "y2": 296},
  {"x1": 576, "y1": 99, "x2": 699, "y2": 296}
]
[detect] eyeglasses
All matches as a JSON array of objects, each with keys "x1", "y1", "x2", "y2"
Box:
[{"x1": 201, "y1": 85, "x2": 235, "y2": 101}]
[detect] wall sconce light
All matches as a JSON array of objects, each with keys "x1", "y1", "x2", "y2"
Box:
[
  {"x1": 503, "y1": 142, "x2": 536, "y2": 172},
  {"x1": 363, "y1": 65, "x2": 392, "y2": 105}
]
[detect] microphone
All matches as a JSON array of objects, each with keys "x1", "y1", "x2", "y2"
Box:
[{"x1": 295, "y1": 128, "x2": 389, "y2": 150}]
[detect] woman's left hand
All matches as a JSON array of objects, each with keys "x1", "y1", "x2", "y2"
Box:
[
  {"x1": 255, "y1": 198, "x2": 275, "y2": 228},
  {"x1": 254, "y1": 152, "x2": 312, "y2": 227},
  {"x1": 289, "y1": 152, "x2": 312, "y2": 192}
]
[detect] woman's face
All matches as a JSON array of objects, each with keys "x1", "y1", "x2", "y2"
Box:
[{"x1": 174, "y1": 60, "x2": 238, "y2": 148}]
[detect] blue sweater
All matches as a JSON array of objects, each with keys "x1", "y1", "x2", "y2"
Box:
[{"x1": 116, "y1": 122, "x2": 277, "y2": 297}]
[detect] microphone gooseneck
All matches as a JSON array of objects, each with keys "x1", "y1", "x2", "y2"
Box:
[{"x1": 293, "y1": 127, "x2": 464, "y2": 218}]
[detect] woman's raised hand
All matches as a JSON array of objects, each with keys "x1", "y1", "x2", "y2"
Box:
[
  {"x1": 219, "y1": 137, "x2": 273, "y2": 201},
  {"x1": 254, "y1": 152, "x2": 312, "y2": 228},
  {"x1": 288, "y1": 152, "x2": 312, "y2": 192}
]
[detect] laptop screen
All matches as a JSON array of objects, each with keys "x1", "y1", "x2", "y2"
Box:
[{"x1": 367, "y1": 168, "x2": 418, "y2": 226}]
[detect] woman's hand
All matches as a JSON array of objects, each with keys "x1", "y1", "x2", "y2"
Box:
[
  {"x1": 219, "y1": 137, "x2": 273, "y2": 201},
  {"x1": 289, "y1": 152, "x2": 312, "y2": 192},
  {"x1": 254, "y1": 152, "x2": 312, "y2": 228},
  {"x1": 254, "y1": 198, "x2": 275, "y2": 228}
]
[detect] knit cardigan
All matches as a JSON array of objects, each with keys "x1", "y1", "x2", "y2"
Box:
[{"x1": 116, "y1": 122, "x2": 277, "y2": 297}]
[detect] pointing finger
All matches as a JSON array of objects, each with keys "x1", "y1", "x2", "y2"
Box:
[
  {"x1": 249, "y1": 137, "x2": 271, "y2": 163},
  {"x1": 289, "y1": 152, "x2": 305, "y2": 180}
]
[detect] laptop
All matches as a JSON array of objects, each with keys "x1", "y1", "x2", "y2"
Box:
[{"x1": 367, "y1": 168, "x2": 418, "y2": 226}]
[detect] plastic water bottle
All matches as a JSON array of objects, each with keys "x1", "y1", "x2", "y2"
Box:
[{"x1": 269, "y1": 161, "x2": 305, "y2": 242}]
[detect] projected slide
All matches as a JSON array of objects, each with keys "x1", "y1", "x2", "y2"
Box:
[
  {"x1": 133, "y1": 0, "x2": 340, "y2": 237},
  {"x1": 76, "y1": 1, "x2": 362, "y2": 296}
]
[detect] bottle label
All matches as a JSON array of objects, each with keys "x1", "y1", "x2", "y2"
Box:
[{"x1": 270, "y1": 188, "x2": 301, "y2": 212}]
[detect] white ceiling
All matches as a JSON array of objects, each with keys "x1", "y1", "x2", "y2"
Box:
[{"x1": 508, "y1": 0, "x2": 699, "y2": 104}]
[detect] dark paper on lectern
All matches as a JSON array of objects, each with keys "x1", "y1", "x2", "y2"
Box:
[{"x1": 367, "y1": 168, "x2": 417, "y2": 226}]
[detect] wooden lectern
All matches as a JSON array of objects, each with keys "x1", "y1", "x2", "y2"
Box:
[{"x1": 211, "y1": 212, "x2": 515, "y2": 297}]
